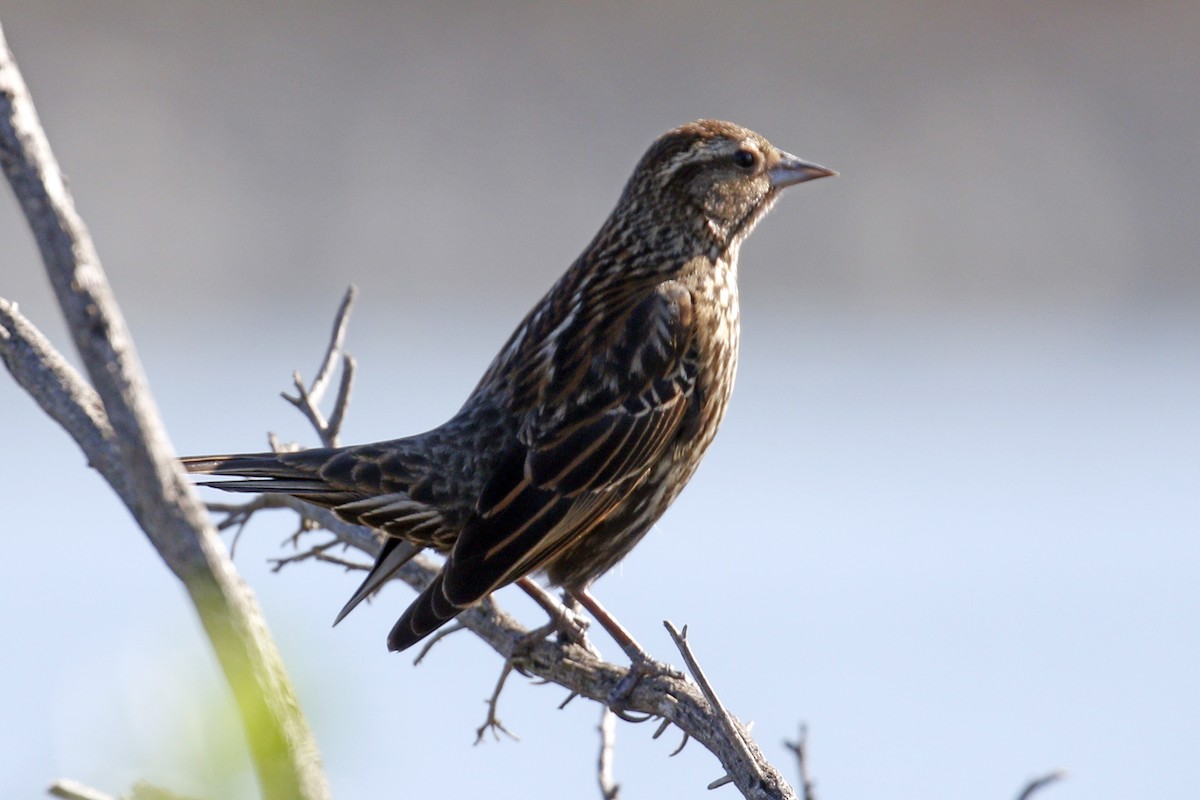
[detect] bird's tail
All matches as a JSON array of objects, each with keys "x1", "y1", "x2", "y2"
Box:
[{"x1": 179, "y1": 450, "x2": 345, "y2": 498}]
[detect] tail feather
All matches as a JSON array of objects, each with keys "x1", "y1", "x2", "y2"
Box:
[
  {"x1": 333, "y1": 537, "x2": 422, "y2": 625},
  {"x1": 181, "y1": 450, "x2": 347, "y2": 497},
  {"x1": 387, "y1": 571, "x2": 467, "y2": 651},
  {"x1": 180, "y1": 451, "x2": 331, "y2": 478}
]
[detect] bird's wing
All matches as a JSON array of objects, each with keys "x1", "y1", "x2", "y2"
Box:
[{"x1": 387, "y1": 282, "x2": 700, "y2": 649}]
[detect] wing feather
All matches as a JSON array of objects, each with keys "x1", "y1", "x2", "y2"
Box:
[{"x1": 429, "y1": 283, "x2": 698, "y2": 616}]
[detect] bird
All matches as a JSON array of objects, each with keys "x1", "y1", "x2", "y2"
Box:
[{"x1": 182, "y1": 119, "x2": 834, "y2": 655}]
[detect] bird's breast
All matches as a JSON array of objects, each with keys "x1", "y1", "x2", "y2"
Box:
[{"x1": 679, "y1": 255, "x2": 740, "y2": 457}]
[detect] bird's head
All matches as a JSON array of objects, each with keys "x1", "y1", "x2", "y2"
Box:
[{"x1": 621, "y1": 119, "x2": 835, "y2": 255}]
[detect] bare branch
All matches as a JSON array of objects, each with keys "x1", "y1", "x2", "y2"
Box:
[
  {"x1": 0, "y1": 24, "x2": 328, "y2": 800},
  {"x1": 0, "y1": 299, "x2": 119, "y2": 484}
]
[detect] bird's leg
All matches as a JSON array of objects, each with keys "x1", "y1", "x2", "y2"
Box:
[
  {"x1": 570, "y1": 587, "x2": 647, "y2": 661},
  {"x1": 515, "y1": 577, "x2": 593, "y2": 651},
  {"x1": 569, "y1": 587, "x2": 683, "y2": 706}
]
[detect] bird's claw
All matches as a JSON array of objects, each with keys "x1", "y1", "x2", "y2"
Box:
[
  {"x1": 606, "y1": 654, "x2": 682, "y2": 708},
  {"x1": 511, "y1": 604, "x2": 595, "y2": 670}
]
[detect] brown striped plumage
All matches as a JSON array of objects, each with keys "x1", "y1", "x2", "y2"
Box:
[{"x1": 182, "y1": 120, "x2": 834, "y2": 652}]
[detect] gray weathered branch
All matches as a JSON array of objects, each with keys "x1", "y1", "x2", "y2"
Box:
[{"x1": 0, "y1": 20, "x2": 329, "y2": 800}]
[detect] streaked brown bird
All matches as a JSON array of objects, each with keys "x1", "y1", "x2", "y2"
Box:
[{"x1": 183, "y1": 120, "x2": 834, "y2": 654}]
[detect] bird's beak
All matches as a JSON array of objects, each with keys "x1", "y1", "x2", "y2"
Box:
[{"x1": 768, "y1": 150, "x2": 837, "y2": 188}]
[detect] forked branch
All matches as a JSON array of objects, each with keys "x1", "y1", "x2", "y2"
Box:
[{"x1": 0, "y1": 21, "x2": 328, "y2": 800}]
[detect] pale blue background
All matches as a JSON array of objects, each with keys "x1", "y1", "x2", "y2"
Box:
[{"x1": 1, "y1": 3, "x2": 1196, "y2": 798}]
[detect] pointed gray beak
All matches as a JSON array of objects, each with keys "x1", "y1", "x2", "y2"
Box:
[{"x1": 768, "y1": 150, "x2": 837, "y2": 188}]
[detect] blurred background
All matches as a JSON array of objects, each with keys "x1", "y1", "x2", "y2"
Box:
[{"x1": 1, "y1": 2, "x2": 1196, "y2": 798}]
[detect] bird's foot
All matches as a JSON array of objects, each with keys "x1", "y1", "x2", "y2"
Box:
[
  {"x1": 514, "y1": 577, "x2": 596, "y2": 654},
  {"x1": 606, "y1": 652, "x2": 684, "y2": 710},
  {"x1": 514, "y1": 603, "x2": 592, "y2": 654}
]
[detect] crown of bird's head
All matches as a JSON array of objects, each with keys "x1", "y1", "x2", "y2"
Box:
[{"x1": 615, "y1": 119, "x2": 835, "y2": 253}]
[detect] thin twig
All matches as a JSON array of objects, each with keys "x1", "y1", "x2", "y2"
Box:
[
  {"x1": 1015, "y1": 770, "x2": 1067, "y2": 800},
  {"x1": 281, "y1": 287, "x2": 356, "y2": 447},
  {"x1": 324, "y1": 354, "x2": 356, "y2": 444},
  {"x1": 597, "y1": 707, "x2": 620, "y2": 800},
  {"x1": 782, "y1": 725, "x2": 817, "y2": 800},
  {"x1": 664, "y1": 622, "x2": 764, "y2": 787},
  {"x1": 269, "y1": 538, "x2": 343, "y2": 572},
  {"x1": 476, "y1": 661, "x2": 520, "y2": 743},
  {"x1": 206, "y1": 495, "x2": 280, "y2": 557},
  {"x1": 310, "y1": 551, "x2": 372, "y2": 572},
  {"x1": 283, "y1": 375, "x2": 330, "y2": 445},
  {"x1": 413, "y1": 621, "x2": 468, "y2": 665},
  {"x1": 309, "y1": 286, "x2": 357, "y2": 404}
]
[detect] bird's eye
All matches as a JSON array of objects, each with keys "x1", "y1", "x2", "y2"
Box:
[{"x1": 732, "y1": 148, "x2": 759, "y2": 170}]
